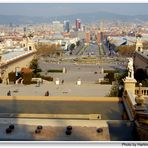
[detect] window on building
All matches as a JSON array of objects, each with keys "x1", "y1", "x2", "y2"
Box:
[
  {"x1": 29, "y1": 46, "x2": 32, "y2": 50},
  {"x1": 138, "y1": 47, "x2": 141, "y2": 51}
]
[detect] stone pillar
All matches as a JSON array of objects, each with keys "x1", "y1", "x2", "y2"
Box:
[
  {"x1": 123, "y1": 77, "x2": 137, "y2": 96},
  {"x1": 63, "y1": 67, "x2": 66, "y2": 73},
  {"x1": 55, "y1": 78, "x2": 60, "y2": 85},
  {"x1": 77, "y1": 79, "x2": 81, "y2": 85},
  {"x1": 101, "y1": 67, "x2": 104, "y2": 74}
]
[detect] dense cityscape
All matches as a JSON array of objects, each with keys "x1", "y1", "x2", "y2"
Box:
[{"x1": 0, "y1": 3, "x2": 147, "y2": 142}]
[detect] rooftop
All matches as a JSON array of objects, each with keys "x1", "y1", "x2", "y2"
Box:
[
  {"x1": 1, "y1": 48, "x2": 28, "y2": 61},
  {"x1": 111, "y1": 36, "x2": 148, "y2": 46},
  {"x1": 136, "y1": 50, "x2": 148, "y2": 60}
]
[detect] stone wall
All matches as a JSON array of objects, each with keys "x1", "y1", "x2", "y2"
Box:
[{"x1": 1, "y1": 53, "x2": 35, "y2": 82}]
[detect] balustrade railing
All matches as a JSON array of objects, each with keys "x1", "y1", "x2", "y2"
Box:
[{"x1": 135, "y1": 87, "x2": 148, "y2": 96}]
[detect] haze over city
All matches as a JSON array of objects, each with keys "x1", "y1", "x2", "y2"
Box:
[{"x1": 0, "y1": 3, "x2": 148, "y2": 17}]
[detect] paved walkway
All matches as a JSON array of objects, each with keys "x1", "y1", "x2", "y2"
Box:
[
  {"x1": 0, "y1": 118, "x2": 110, "y2": 141},
  {"x1": 0, "y1": 83, "x2": 112, "y2": 97}
]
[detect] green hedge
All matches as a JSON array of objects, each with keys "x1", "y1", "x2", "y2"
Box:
[
  {"x1": 100, "y1": 81, "x2": 110, "y2": 84},
  {"x1": 31, "y1": 81, "x2": 37, "y2": 84},
  {"x1": 32, "y1": 73, "x2": 41, "y2": 78},
  {"x1": 36, "y1": 68, "x2": 42, "y2": 72},
  {"x1": 104, "y1": 70, "x2": 119, "y2": 73},
  {"x1": 40, "y1": 76, "x2": 53, "y2": 81},
  {"x1": 32, "y1": 73, "x2": 53, "y2": 81},
  {"x1": 100, "y1": 79, "x2": 110, "y2": 84},
  {"x1": 47, "y1": 69, "x2": 63, "y2": 73}
]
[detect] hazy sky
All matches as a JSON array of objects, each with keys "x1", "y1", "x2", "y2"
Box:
[{"x1": 0, "y1": 3, "x2": 148, "y2": 17}]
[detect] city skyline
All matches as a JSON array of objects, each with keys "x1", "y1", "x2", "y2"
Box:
[
  {"x1": 0, "y1": 3, "x2": 148, "y2": 17},
  {"x1": 0, "y1": 2, "x2": 147, "y2": 142}
]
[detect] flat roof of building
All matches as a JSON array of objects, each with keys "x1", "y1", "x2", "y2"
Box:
[{"x1": 2, "y1": 48, "x2": 28, "y2": 61}]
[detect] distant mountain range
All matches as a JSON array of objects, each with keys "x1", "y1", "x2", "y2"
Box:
[
  {"x1": 0, "y1": 11, "x2": 148, "y2": 25},
  {"x1": 0, "y1": 15, "x2": 48, "y2": 25}
]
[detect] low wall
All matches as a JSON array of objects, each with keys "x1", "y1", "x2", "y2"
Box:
[
  {"x1": 0, "y1": 113, "x2": 101, "y2": 120},
  {"x1": 0, "y1": 96, "x2": 120, "y2": 102}
]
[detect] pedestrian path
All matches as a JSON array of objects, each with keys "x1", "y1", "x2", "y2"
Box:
[{"x1": 0, "y1": 118, "x2": 110, "y2": 141}]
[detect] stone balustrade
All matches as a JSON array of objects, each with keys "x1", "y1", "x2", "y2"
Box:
[
  {"x1": 123, "y1": 90, "x2": 136, "y2": 121},
  {"x1": 135, "y1": 87, "x2": 148, "y2": 96}
]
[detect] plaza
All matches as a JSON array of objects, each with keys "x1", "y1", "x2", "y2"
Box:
[{"x1": 0, "y1": 82, "x2": 112, "y2": 97}]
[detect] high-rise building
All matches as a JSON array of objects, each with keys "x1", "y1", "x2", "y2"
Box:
[
  {"x1": 97, "y1": 31, "x2": 103, "y2": 45},
  {"x1": 75, "y1": 19, "x2": 81, "y2": 31},
  {"x1": 97, "y1": 31, "x2": 101, "y2": 45},
  {"x1": 64, "y1": 20, "x2": 70, "y2": 33},
  {"x1": 85, "y1": 31, "x2": 90, "y2": 45}
]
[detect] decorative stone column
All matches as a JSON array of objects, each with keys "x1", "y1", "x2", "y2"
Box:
[
  {"x1": 101, "y1": 67, "x2": 104, "y2": 74},
  {"x1": 55, "y1": 78, "x2": 60, "y2": 85},
  {"x1": 63, "y1": 67, "x2": 66, "y2": 73},
  {"x1": 77, "y1": 79, "x2": 81, "y2": 85},
  {"x1": 123, "y1": 77, "x2": 137, "y2": 96}
]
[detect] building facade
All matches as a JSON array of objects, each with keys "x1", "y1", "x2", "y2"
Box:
[
  {"x1": 75, "y1": 19, "x2": 81, "y2": 31},
  {"x1": 64, "y1": 20, "x2": 70, "y2": 33},
  {"x1": 85, "y1": 31, "x2": 90, "y2": 45}
]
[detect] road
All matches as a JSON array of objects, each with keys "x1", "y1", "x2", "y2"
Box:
[{"x1": 82, "y1": 43, "x2": 100, "y2": 57}]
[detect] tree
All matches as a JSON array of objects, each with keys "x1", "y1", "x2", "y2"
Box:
[
  {"x1": 143, "y1": 41, "x2": 148, "y2": 50},
  {"x1": 76, "y1": 41, "x2": 81, "y2": 47},
  {"x1": 29, "y1": 58, "x2": 38, "y2": 70},
  {"x1": 115, "y1": 71, "x2": 128, "y2": 85},
  {"x1": 35, "y1": 43, "x2": 62, "y2": 56},
  {"x1": 108, "y1": 85, "x2": 118, "y2": 97},
  {"x1": 141, "y1": 79, "x2": 148, "y2": 87},
  {"x1": 134, "y1": 69, "x2": 147, "y2": 82},
  {"x1": 70, "y1": 43, "x2": 75, "y2": 51},
  {"x1": 29, "y1": 58, "x2": 41, "y2": 75},
  {"x1": 117, "y1": 45, "x2": 135, "y2": 56},
  {"x1": 107, "y1": 70, "x2": 127, "y2": 97}
]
